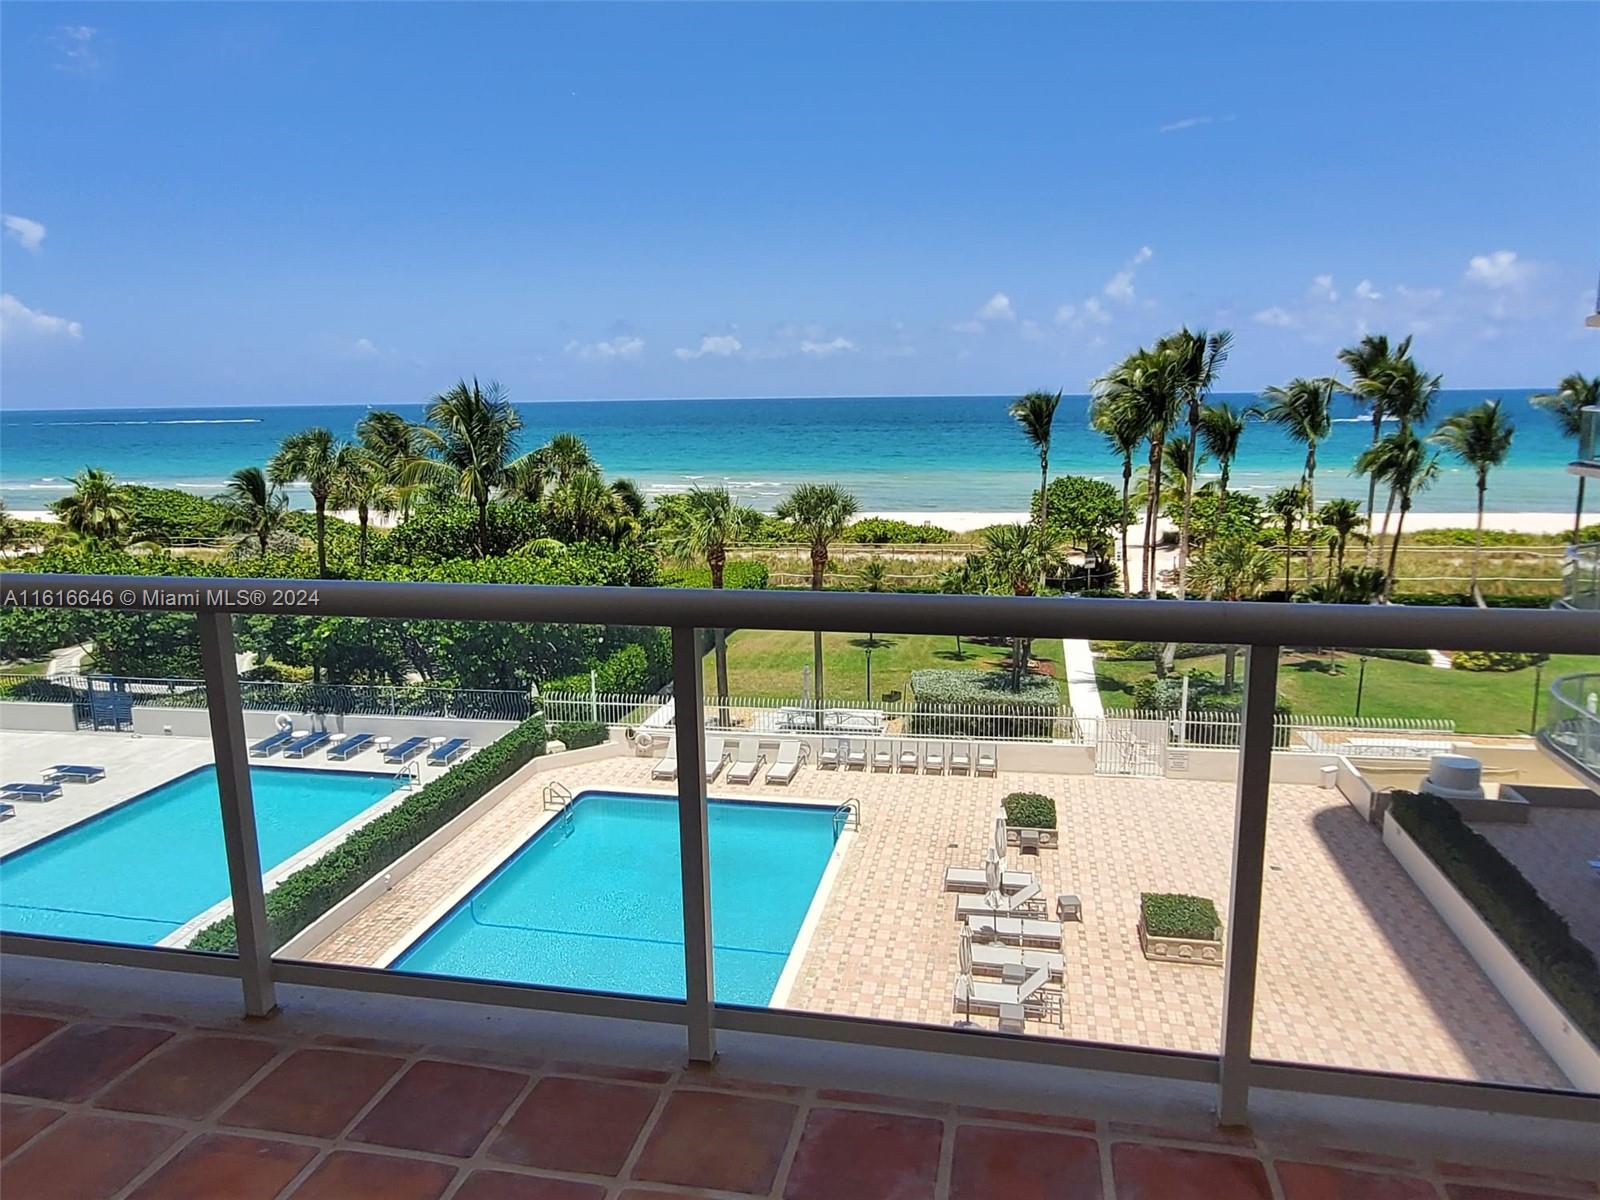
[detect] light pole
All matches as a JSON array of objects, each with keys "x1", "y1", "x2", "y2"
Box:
[
  {"x1": 1355, "y1": 655, "x2": 1368, "y2": 718},
  {"x1": 1529, "y1": 662, "x2": 1544, "y2": 734},
  {"x1": 864, "y1": 634, "x2": 875, "y2": 704}
]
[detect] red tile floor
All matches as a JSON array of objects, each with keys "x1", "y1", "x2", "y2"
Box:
[{"x1": 2, "y1": 1000, "x2": 1596, "y2": 1200}]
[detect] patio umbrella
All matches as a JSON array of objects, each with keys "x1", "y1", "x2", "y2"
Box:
[
  {"x1": 993, "y1": 813, "x2": 1009, "y2": 864},
  {"x1": 957, "y1": 923, "x2": 975, "y2": 1026},
  {"x1": 984, "y1": 851, "x2": 1003, "y2": 913}
]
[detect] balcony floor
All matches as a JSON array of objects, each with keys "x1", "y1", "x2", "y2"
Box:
[{"x1": 2, "y1": 958, "x2": 1597, "y2": 1200}]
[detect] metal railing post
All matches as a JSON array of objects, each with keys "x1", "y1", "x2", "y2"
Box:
[
  {"x1": 670, "y1": 626, "x2": 717, "y2": 1063},
  {"x1": 196, "y1": 612, "x2": 277, "y2": 1018},
  {"x1": 1216, "y1": 644, "x2": 1279, "y2": 1127}
]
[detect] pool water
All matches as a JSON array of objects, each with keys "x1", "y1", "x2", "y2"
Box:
[
  {"x1": 0, "y1": 765, "x2": 396, "y2": 945},
  {"x1": 393, "y1": 791, "x2": 839, "y2": 1005}
]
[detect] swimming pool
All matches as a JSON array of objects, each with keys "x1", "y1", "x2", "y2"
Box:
[
  {"x1": 392, "y1": 790, "x2": 840, "y2": 1006},
  {"x1": 0, "y1": 765, "x2": 397, "y2": 945}
]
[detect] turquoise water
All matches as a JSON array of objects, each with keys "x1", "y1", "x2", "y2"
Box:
[
  {"x1": 0, "y1": 766, "x2": 396, "y2": 945},
  {"x1": 0, "y1": 391, "x2": 1575, "y2": 514},
  {"x1": 392, "y1": 791, "x2": 837, "y2": 1005}
]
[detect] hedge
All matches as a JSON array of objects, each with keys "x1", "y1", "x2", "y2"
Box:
[
  {"x1": 0, "y1": 677, "x2": 78, "y2": 702},
  {"x1": 189, "y1": 711, "x2": 548, "y2": 953},
  {"x1": 1002, "y1": 792, "x2": 1056, "y2": 830},
  {"x1": 1388, "y1": 791, "x2": 1600, "y2": 1045},
  {"x1": 1093, "y1": 642, "x2": 1227, "y2": 662},
  {"x1": 1451, "y1": 650, "x2": 1547, "y2": 673},
  {"x1": 907, "y1": 669, "x2": 1061, "y2": 739},
  {"x1": 841, "y1": 517, "x2": 956, "y2": 545},
  {"x1": 550, "y1": 721, "x2": 609, "y2": 750},
  {"x1": 1141, "y1": 893, "x2": 1221, "y2": 941},
  {"x1": 1393, "y1": 592, "x2": 1557, "y2": 609},
  {"x1": 658, "y1": 560, "x2": 770, "y2": 590}
]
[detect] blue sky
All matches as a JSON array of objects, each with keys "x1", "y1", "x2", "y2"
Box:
[{"x1": 2, "y1": 2, "x2": 1596, "y2": 410}]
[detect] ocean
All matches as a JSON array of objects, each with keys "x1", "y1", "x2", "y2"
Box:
[{"x1": 0, "y1": 391, "x2": 1574, "y2": 517}]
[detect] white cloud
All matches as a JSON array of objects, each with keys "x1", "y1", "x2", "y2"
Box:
[
  {"x1": 1354, "y1": 279, "x2": 1382, "y2": 301},
  {"x1": 1464, "y1": 249, "x2": 1533, "y2": 289},
  {"x1": 1102, "y1": 270, "x2": 1136, "y2": 303},
  {"x1": 52, "y1": 25, "x2": 99, "y2": 73},
  {"x1": 565, "y1": 335, "x2": 644, "y2": 362},
  {"x1": 1081, "y1": 297, "x2": 1110, "y2": 324},
  {"x1": 799, "y1": 336, "x2": 856, "y2": 356},
  {"x1": 951, "y1": 319, "x2": 985, "y2": 335},
  {"x1": 1159, "y1": 116, "x2": 1214, "y2": 134},
  {"x1": 977, "y1": 292, "x2": 1016, "y2": 321},
  {"x1": 1052, "y1": 304, "x2": 1076, "y2": 326},
  {"x1": 349, "y1": 337, "x2": 381, "y2": 358},
  {"x1": 1311, "y1": 274, "x2": 1338, "y2": 302},
  {"x1": 2, "y1": 215, "x2": 46, "y2": 252},
  {"x1": 1252, "y1": 306, "x2": 1296, "y2": 328},
  {"x1": 0, "y1": 293, "x2": 83, "y2": 341},
  {"x1": 1132, "y1": 245, "x2": 1153, "y2": 265},
  {"x1": 673, "y1": 334, "x2": 741, "y2": 360}
]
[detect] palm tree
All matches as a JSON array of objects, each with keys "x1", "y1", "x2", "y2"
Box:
[
  {"x1": 1198, "y1": 402, "x2": 1247, "y2": 519},
  {"x1": 1189, "y1": 535, "x2": 1277, "y2": 689},
  {"x1": 268, "y1": 428, "x2": 347, "y2": 578},
  {"x1": 1531, "y1": 372, "x2": 1599, "y2": 536},
  {"x1": 1158, "y1": 328, "x2": 1232, "y2": 597},
  {"x1": 1431, "y1": 400, "x2": 1515, "y2": 605},
  {"x1": 1339, "y1": 333, "x2": 1412, "y2": 560},
  {"x1": 55, "y1": 467, "x2": 131, "y2": 546},
  {"x1": 1094, "y1": 346, "x2": 1180, "y2": 597},
  {"x1": 1009, "y1": 389, "x2": 1063, "y2": 591},
  {"x1": 1361, "y1": 356, "x2": 1441, "y2": 549},
  {"x1": 419, "y1": 379, "x2": 531, "y2": 557},
  {"x1": 223, "y1": 466, "x2": 288, "y2": 556},
  {"x1": 356, "y1": 410, "x2": 430, "y2": 520},
  {"x1": 657, "y1": 487, "x2": 762, "y2": 722},
  {"x1": 855, "y1": 558, "x2": 890, "y2": 592},
  {"x1": 979, "y1": 524, "x2": 1061, "y2": 690},
  {"x1": 0, "y1": 500, "x2": 19, "y2": 553},
  {"x1": 1358, "y1": 431, "x2": 1440, "y2": 600},
  {"x1": 1265, "y1": 485, "x2": 1306, "y2": 595},
  {"x1": 336, "y1": 448, "x2": 392, "y2": 572},
  {"x1": 511, "y1": 432, "x2": 600, "y2": 501},
  {"x1": 1316, "y1": 498, "x2": 1365, "y2": 582},
  {"x1": 1091, "y1": 394, "x2": 1144, "y2": 596},
  {"x1": 776, "y1": 482, "x2": 860, "y2": 706},
  {"x1": 936, "y1": 559, "x2": 982, "y2": 658},
  {"x1": 1255, "y1": 376, "x2": 1335, "y2": 581},
  {"x1": 546, "y1": 472, "x2": 626, "y2": 546}
]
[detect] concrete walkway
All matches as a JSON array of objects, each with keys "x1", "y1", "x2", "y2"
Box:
[{"x1": 1063, "y1": 638, "x2": 1104, "y2": 720}]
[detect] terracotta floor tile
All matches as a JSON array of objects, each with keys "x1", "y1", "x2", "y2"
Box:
[
  {"x1": 96, "y1": 1035, "x2": 280, "y2": 1120},
  {"x1": 950, "y1": 1124, "x2": 1102, "y2": 1200},
  {"x1": 286, "y1": 1149, "x2": 457, "y2": 1200},
  {"x1": 815, "y1": 1088, "x2": 951, "y2": 1116},
  {"x1": 489, "y1": 1075, "x2": 659, "y2": 1176},
  {"x1": 1112, "y1": 1143, "x2": 1273, "y2": 1200},
  {"x1": 1439, "y1": 1162, "x2": 1599, "y2": 1196},
  {"x1": 221, "y1": 1047, "x2": 404, "y2": 1138},
  {"x1": 632, "y1": 1089, "x2": 797, "y2": 1194},
  {"x1": 1446, "y1": 1188, "x2": 1585, "y2": 1200},
  {"x1": 453, "y1": 1171, "x2": 608, "y2": 1200},
  {"x1": 1109, "y1": 1119, "x2": 1257, "y2": 1148},
  {"x1": 1, "y1": 1113, "x2": 184, "y2": 1200},
  {"x1": 349, "y1": 1059, "x2": 526, "y2": 1158},
  {"x1": 127, "y1": 1132, "x2": 318, "y2": 1200},
  {"x1": 783, "y1": 1107, "x2": 944, "y2": 1200},
  {"x1": 1277, "y1": 1161, "x2": 1439, "y2": 1200},
  {"x1": 311, "y1": 1033, "x2": 425, "y2": 1055},
  {"x1": 0, "y1": 1022, "x2": 172, "y2": 1102},
  {"x1": 0, "y1": 1099, "x2": 62, "y2": 1158},
  {"x1": 957, "y1": 1105, "x2": 1097, "y2": 1132},
  {"x1": 617, "y1": 1191, "x2": 720, "y2": 1200},
  {"x1": 549, "y1": 1060, "x2": 674, "y2": 1084},
  {"x1": 0, "y1": 1013, "x2": 64, "y2": 1063}
]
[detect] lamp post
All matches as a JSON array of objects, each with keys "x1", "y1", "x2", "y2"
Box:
[
  {"x1": 864, "y1": 633, "x2": 875, "y2": 704},
  {"x1": 1355, "y1": 655, "x2": 1368, "y2": 718},
  {"x1": 1529, "y1": 661, "x2": 1544, "y2": 734}
]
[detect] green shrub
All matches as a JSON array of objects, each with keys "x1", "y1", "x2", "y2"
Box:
[
  {"x1": 1392, "y1": 593, "x2": 1557, "y2": 609},
  {"x1": 544, "y1": 642, "x2": 654, "y2": 694},
  {"x1": 1002, "y1": 792, "x2": 1056, "y2": 830},
  {"x1": 907, "y1": 668, "x2": 1061, "y2": 739},
  {"x1": 842, "y1": 517, "x2": 956, "y2": 544},
  {"x1": 120, "y1": 485, "x2": 233, "y2": 542},
  {"x1": 376, "y1": 500, "x2": 548, "y2": 566},
  {"x1": 1451, "y1": 650, "x2": 1548, "y2": 673},
  {"x1": 189, "y1": 711, "x2": 548, "y2": 953},
  {"x1": 1388, "y1": 791, "x2": 1600, "y2": 1045},
  {"x1": 1141, "y1": 892, "x2": 1221, "y2": 941},
  {"x1": 550, "y1": 721, "x2": 609, "y2": 749},
  {"x1": 0, "y1": 677, "x2": 78, "y2": 702},
  {"x1": 1093, "y1": 642, "x2": 1227, "y2": 662},
  {"x1": 658, "y1": 560, "x2": 769, "y2": 589},
  {"x1": 240, "y1": 663, "x2": 314, "y2": 683}
]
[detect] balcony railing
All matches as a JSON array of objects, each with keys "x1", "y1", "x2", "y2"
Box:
[
  {"x1": 1, "y1": 571, "x2": 1594, "y2": 1128},
  {"x1": 1540, "y1": 672, "x2": 1600, "y2": 786},
  {"x1": 1560, "y1": 542, "x2": 1600, "y2": 611}
]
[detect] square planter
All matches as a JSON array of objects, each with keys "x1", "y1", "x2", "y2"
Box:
[
  {"x1": 1137, "y1": 916, "x2": 1224, "y2": 966},
  {"x1": 1137, "y1": 892, "x2": 1224, "y2": 967}
]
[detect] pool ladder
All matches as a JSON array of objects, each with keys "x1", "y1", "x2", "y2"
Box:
[
  {"x1": 394, "y1": 760, "x2": 421, "y2": 789},
  {"x1": 831, "y1": 798, "x2": 860, "y2": 838},
  {"x1": 544, "y1": 781, "x2": 576, "y2": 837}
]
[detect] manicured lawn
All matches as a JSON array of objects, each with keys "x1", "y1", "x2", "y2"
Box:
[
  {"x1": 709, "y1": 629, "x2": 1065, "y2": 705},
  {"x1": 0, "y1": 658, "x2": 50, "y2": 677},
  {"x1": 1094, "y1": 650, "x2": 1598, "y2": 735}
]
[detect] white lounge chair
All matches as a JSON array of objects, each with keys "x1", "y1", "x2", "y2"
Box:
[
  {"x1": 923, "y1": 742, "x2": 945, "y2": 774},
  {"x1": 766, "y1": 741, "x2": 803, "y2": 785},
  {"x1": 897, "y1": 742, "x2": 920, "y2": 772},
  {"x1": 954, "y1": 964, "x2": 1058, "y2": 1025},
  {"x1": 651, "y1": 736, "x2": 677, "y2": 781},
  {"x1": 845, "y1": 738, "x2": 867, "y2": 769},
  {"x1": 956, "y1": 881, "x2": 1044, "y2": 920},
  {"x1": 970, "y1": 942, "x2": 1065, "y2": 979},
  {"x1": 871, "y1": 740, "x2": 894, "y2": 772},
  {"x1": 976, "y1": 743, "x2": 998, "y2": 776},
  {"x1": 966, "y1": 914, "x2": 1064, "y2": 946},
  {"x1": 949, "y1": 742, "x2": 973, "y2": 774},
  {"x1": 726, "y1": 737, "x2": 765, "y2": 784},
  {"x1": 943, "y1": 866, "x2": 1035, "y2": 894},
  {"x1": 819, "y1": 737, "x2": 842, "y2": 769},
  {"x1": 704, "y1": 737, "x2": 729, "y2": 783}
]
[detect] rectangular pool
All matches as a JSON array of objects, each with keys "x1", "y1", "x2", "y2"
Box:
[
  {"x1": 392, "y1": 791, "x2": 839, "y2": 1006},
  {"x1": 0, "y1": 765, "x2": 397, "y2": 945}
]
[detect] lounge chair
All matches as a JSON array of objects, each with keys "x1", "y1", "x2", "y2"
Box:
[
  {"x1": 897, "y1": 742, "x2": 920, "y2": 772},
  {"x1": 953, "y1": 964, "x2": 1058, "y2": 1025},
  {"x1": 250, "y1": 728, "x2": 295, "y2": 757},
  {"x1": 705, "y1": 737, "x2": 729, "y2": 783},
  {"x1": 923, "y1": 742, "x2": 945, "y2": 774},
  {"x1": 383, "y1": 736, "x2": 428, "y2": 764},
  {"x1": 949, "y1": 742, "x2": 973, "y2": 774},
  {"x1": 970, "y1": 941, "x2": 1065, "y2": 979},
  {"x1": 427, "y1": 737, "x2": 470, "y2": 766},
  {"x1": 976, "y1": 743, "x2": 998, "y2": 776},
  {"x1": 328, "y1": 733, "x2": 374, "y2": 760},
  {"x1": 284, "y1": 730, "x2": 331, "y2": 758},
  {"x1": 966, "y1": 914, "x2": 1064, "y2": 947},
  {"x1": 44, "y1": 764, "x2": 105, "y2": 783},
  {"x1": 0, "y1": 782, "x2": 62, "y2": 803},
  {"x1": 650, "y1": 736, "x2": 678, "y2": 781},
  {"x1": 844, "y1": 738, "x2": 867, "y2": 770},
  {"x1": 766, "y1": 740, "x2": 803, "y2": 785},
  {"x1": 726, "y1": 737, "x2": 765, "y2": 784},
  {"x1": 943, "y1": 865, "x2": 1036, "y2": 894},
  {"x1": 819, "y1": 737, "x2": 842, "y2": 769},
  {"x1": 0, "y1": 803, "x2": 12, "y2": 821},
  {"x1": 955, "y1": 881, "x2": 1045, "y2": 920},
  {"x1": 871, "y1": 740, "x2": 893, "y2": 772}
]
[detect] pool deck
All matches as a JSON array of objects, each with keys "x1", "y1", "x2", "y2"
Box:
[{"x1": 301, "y1": 749, "x2": 1568, "y2": 1090}]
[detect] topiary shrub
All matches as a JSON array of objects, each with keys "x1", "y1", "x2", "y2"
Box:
[
  {"x1": 1141, "y1": 892, "x2": 1221, "y2": 941},
  {"x1": 550, "y1": 721, "x2": 609, "y2": 750},
  {"x1": 189, "y1": 710, "x2": 548, "y2": 953},
  {"x1": 1002, "y1": 792, "x2": 1056, "y2": 830},
  {"x1": 1451, "y1": 650, "x2": 1548, "y2": 673}
]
